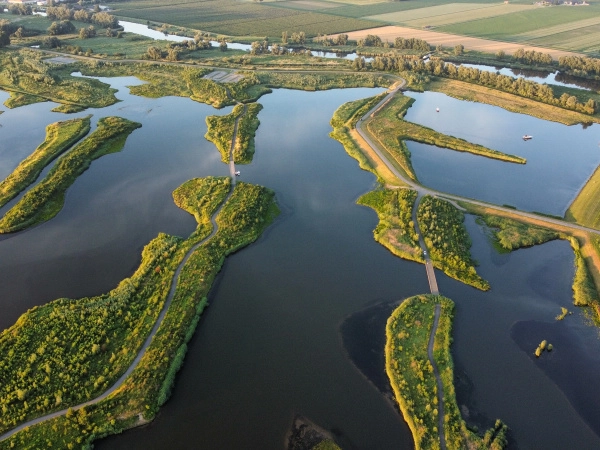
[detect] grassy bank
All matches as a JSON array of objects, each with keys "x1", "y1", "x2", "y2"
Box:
[
  {"x1": 329, "y1": 94, "x2": 402, "y2": 186},
  {"x1": 205, "y1": 103, "x2": 263, "y2": 164},
  {"x1": 0, "y1": 116, "x2": 91, "y2": 209},
  {"x1": 367, "y1": 95, "x2": 525, "y2": 171},
  {"x1": 0, "y1": 117, "x2": 141, "y2": 233},
  {"x1": 565, "y1": 164, "x2": 600, "y2": 230},
  {"x1": 0, "y1": 49, "x2": 118, "y2": 110},
  {"x1": 418, "y1": 196, "x2": 489, "y2": 290},
  {"x1": 386, "y1": 294, "x2": 507, "y2": 450},
  {"x1": 0, "y1": 177, "x2": 279, "y2": 448},
  {"x1": 358, "y1": 188, "x2": 422, "y2": 263},
  {"x1": 478, "y1": 214, "x2": 559, "y2": 251},
  {"x1": 427, "y1": 78, "x2": 599, "y2": 126}
]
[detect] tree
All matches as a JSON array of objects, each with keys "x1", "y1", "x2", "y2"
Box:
[
  {"x1": 336, "y1": 33, "x2": 348, "y2": 45},
  {"x1": 219, "y1": 40, "x2": 227, "y2": 52},
  {"x1": 496, "y1": 50, "x2": 505, "y2": 60},
  {"x1": 454, "y1": 44, "x2": 464, "y2": 56},
  {"x1": 281, "y1": 30, "x2": 288, "y2": 44},
  {"x1": 146, "y1": 46, "x2": 162, "y2": 60},
  {"x1": 436, "y1": 44, "x2": 442, "y2": 52}
]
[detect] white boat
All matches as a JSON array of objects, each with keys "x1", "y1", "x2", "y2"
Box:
[
  {"x1": 234, "y1": 170, "x2": 241, "y2": 176},
  {"x1": 436, "y1": 107, "x2": 440, "y2": 112},
  {"x1": 522, "y1": 135, "x2": 533, "y2": 140}
]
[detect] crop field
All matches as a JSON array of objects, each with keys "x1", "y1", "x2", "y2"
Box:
[
  {"x1": 112, "y1": 1, "x2": 379, "y2": 37},
  {"x1": 367, "y1": 3, "x2": 536, "y2": 28},
  {"x1": 268, "y1": 0, "x2": 342, "y2": 11},
  {"x1": 438, "y1": 6, "x2": 600, "y2": 40},
  {"x1": 528, "y1": 25, "x2": 600, "y2": 54}
]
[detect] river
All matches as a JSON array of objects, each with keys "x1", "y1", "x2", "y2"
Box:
[{"x1": 1, "y1": 74, "x2": 600, "y2": 449}]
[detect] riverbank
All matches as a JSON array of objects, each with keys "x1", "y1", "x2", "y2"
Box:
[
  {"x1": 0, "y1": 177, "x2": 279, "y2": 447},
  {"x1": 427, "y1": 78, "x2": 600, "y2": 126},
  {"x1": 0, "y1": 116, "x2": 141, "y2": 233},
  {"x1": 0, "y1": 116, "x2": 90, "y2": 209}
]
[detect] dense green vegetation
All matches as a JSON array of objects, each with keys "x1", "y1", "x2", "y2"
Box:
[
  {"x1": 386, "y1": 294, "x2": 507, "y2": 450},
  {"x1": 418, "y1": 196, "x2": 489, "y2": 290},
  {"x1": 0, "y1": 49, "x2": 118, "y2": 109},
  {"x1": 566, "y1": 164, "x2": 600, "y2": 230},
  {"x1": 478, "y1": 215, "x2": 559, "y2": 251},
  {"x1": 358, "y1": 188, "x2": 422, "y2": 263},
  {"x1": 0, "y1": 117, "x2": 141, "y2": 233},
  {"x1": 569, "y1": 236, "x2": 600, "y2": 308},
  {"x1": 0, "y1": 116, "x2": 90, "y2": 209},
  {"x1": 257, "y1": 71, "x2": 391, "y2": 92},
  {"x1": 330, "y1": 92, "x2": 386, "y2": 129},
  {"x1": 0, "y1": 177, "x2": 278, "y2": 448},
  {"x1": 205, "y1": 103, "x2": 263, "y2": 164}
]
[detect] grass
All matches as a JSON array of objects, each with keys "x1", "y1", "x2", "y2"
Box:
[
  {"x1": 0, "y1": 117, "x2": 141, "y2": 233},
  {"x1": 566, "y1": 164, "x2": 600, "y2": 230},
  {"x1": 478, "y1": 214, "x2": 559, "y2": 251},
  {"x1": 0, "y1": 48, "x2": 118, "y2": 110},
  {"x1": 0, "y1": 177, "x2": 279, "y2": 448},
  {"x1": 385, "y1": 294, "x2": 508, "y2": 450},
  {"x1": 427, "y1": 78, "x2": 600, "y2": 125},
  {"x1": 358, "y1": 188, "x2": 423, "y2": 263},
  {"x1": 329, "y1": 93, "x2": 402, "y2": 186},
  {"x1": 365, "y1": 94, "x2": 524, "y2": 182},
  {"x1": 418, "y1": 196, "x2": 489, "y2": 291},
  {"x1": 0, "y1": 116, "x2": 91, "y2": 209},
  {"x1": 257, "y1": 71, "x2": 391, "y2": 91}
]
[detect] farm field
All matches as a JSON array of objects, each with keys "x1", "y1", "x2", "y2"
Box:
[
  {"x1": 366, "y1": 3, "x2": 536, "y2": 29},
  {"x1": 339, "y1": 26, "x2": 579, "y2": 58},
  {"x1": 439, "y1": 6, "x2": 600, "y2": 41},
  {"x1": 524, "y1": 24, "x2": 600, "y2": 54},
  {"x1": 111, "y1": 0, "x2": 379, "y2": 37}
]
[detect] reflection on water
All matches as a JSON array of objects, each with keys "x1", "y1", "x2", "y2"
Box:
[
  {"x1": 403, "y1": 91, "x2": 600, "y2": 216},
  {"x1": 0, "y1": 75, "x2": 599, "y2": 449}
]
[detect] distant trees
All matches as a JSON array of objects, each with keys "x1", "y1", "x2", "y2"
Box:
[
  {"x1": 512, "y1": 48, "x2": 552, "y2": 66},
  {"x1": 8, "y1": 3, "x2": 32, "y2": 15},
  {"x1": 48, "y1": 20, "x2": 75, "y2": 36},
  {"x1": 559, "y1": 55, "x2": 600, "y2": 77},
  {"x1": 78, "y1": 25, "x2": 96, "y2": 39},
  {"x1": 454, "y1": 44, "x2": 464, "y2": 56}
]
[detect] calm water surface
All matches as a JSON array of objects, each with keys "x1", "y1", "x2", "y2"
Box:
[
  {"x1": 403, "y1": 91, "x2": 600, "y2": 215},
  {"x1": 1, "y1": 77, "x2": 600, "y2": 449}
]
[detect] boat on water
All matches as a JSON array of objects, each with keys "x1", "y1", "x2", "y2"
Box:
[
  {"x1": 234, "y1": 170, "x2": 241, "y2": 176},
  {"x1": 436, "y1": 107, "x2": 440, "y2": 112},
  {"x1": 522, "y1": 135, "x2": 533, "y2": 140}
]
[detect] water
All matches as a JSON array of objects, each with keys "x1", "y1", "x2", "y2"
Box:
[
  {"x1": 403, "y1": 90, "x2": 600, "y2": 216},
  {"x1": 1, "y1": 76, "x2": 600, "y2": 449},
  {"x1": 460, "y1": 63, "x2": 599, "y2": 91}
]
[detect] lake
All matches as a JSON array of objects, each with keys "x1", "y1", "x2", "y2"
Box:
[{"x1": 1, "y1": 75, "x2": 599, "y2": 449}]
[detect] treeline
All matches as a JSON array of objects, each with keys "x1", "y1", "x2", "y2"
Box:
[
  {"x1": 145, "y1": 33, "x2": 213, "y2": 61},
  {"x1": 356, "y1": 34, "x2": 431, "y2": 51},
  {"x1": 46, "y1": 6, "x2": 118, "y2": 29},
  {"x1": 359, "y1": 55, "x2": 596, "y2": 115},
  {"x1": 512, "y1": 48, "x2": 553, "y2": 66},
  {"x1": 559, "y1": 55, "x2": 600, "y2": 78},
  {"x1": 417, "y1": 196, "x2": 489, "y2": 290}
]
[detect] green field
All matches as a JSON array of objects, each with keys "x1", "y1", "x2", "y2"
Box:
[
  {"x1": 439, "y1": 6, "x2": 600, "y2": 41},
  {"x1": 367, "y1": 3, "x2": 535, "y2": 28}
]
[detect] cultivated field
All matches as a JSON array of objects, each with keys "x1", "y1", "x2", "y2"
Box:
[
  {"x1": 338, "y1": 26, "x2": 580, "y2": 58},
  {"x1": 366, "y1": 3, "x2": 536, "y2": 28},
  {"x1": 112, "y1": 0, "x2": 379, "y2": 37}
]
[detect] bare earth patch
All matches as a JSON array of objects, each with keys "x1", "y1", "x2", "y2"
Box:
[
  {"x1": 336, "y1": 25, "x2": 582, "y2": 59},
  {"x1": 203, "y1": 70, "x2": 245, "y2": 83}
]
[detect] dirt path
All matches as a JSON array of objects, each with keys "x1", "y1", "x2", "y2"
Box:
[
  {"x1": 0, "y1": 182, "x2": 236, "y2": 443},
  {"x1": 427, "y1": 303, "x2": 447, "y2": 450}
]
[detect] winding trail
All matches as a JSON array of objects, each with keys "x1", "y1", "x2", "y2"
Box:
[
  {"x1": 0, "y1": 181, "x2": 237, "y2": 443},
  {"x1": 427, "y1": 303, "x2": 447, "y2": 450}
]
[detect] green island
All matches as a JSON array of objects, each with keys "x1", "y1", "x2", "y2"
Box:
[
  {"x1": 205, "y1": 102, "x2": 263, "y2": 164},
  {"x1": 0, "y1": 116, "x2": 141, "y2": 233},
  {"x1": 0, "y1": 176, "x2": 278, "y2": 448},
  {"x1": 386, "y1": 294, "x2": 508, "y2": 450},
  {"x1": 0, "y1": 116, "x2": 90, "y2": 209},
  {"x1": 418, "y1": 196, "x2": 489, "y2": 291},
  {"x1": 358, "y1": 188, "x2": 422, "y2": 263}
]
